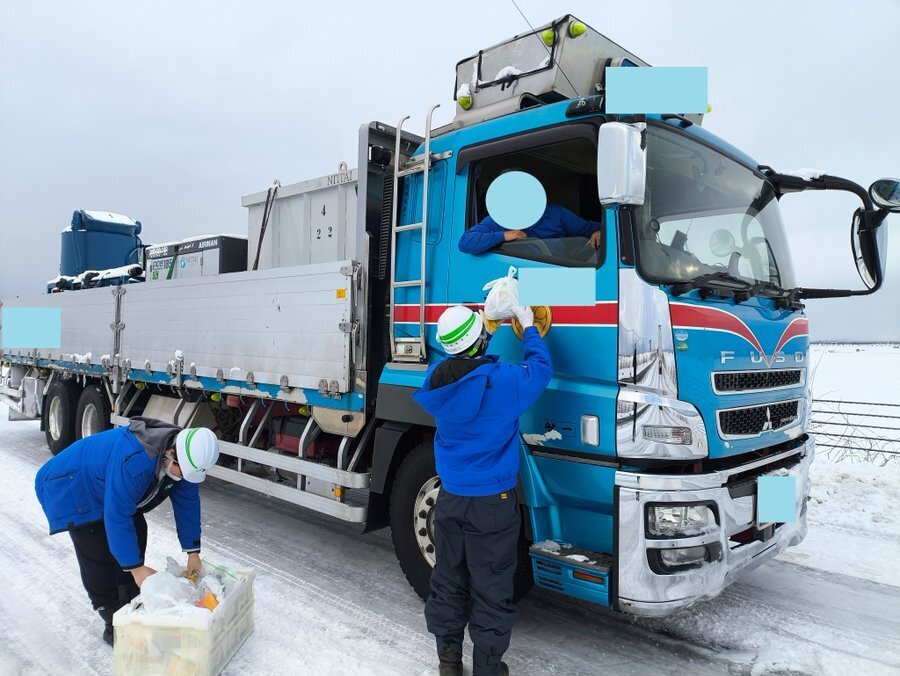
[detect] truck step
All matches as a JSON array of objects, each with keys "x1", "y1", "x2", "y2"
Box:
[
  {"x1": 529, "y1": 542, "x2": 612, "y2": 574},
  {"x1": 529, "y1": 541, "x2": 612, "y2": 606}
]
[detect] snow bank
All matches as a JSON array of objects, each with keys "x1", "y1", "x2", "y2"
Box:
[
  {"x1": 807, "y1": 459, "x2": 900, "y2": 536},
  {"x1": 778, "y1": 457, "x2": 900, "y2": 587}
]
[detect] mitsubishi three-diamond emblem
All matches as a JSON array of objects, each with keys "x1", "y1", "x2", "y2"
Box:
[{"x1": 761, "y1": 407, "x2": 773, "y2": 431}]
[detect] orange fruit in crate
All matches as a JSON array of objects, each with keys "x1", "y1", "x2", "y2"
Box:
[
  {"x1": 512, "y1": 306, "x2": 552, "y2": 339},
  {"x1": 198, "y1": 592, "x2": 219, "y2": 611}
]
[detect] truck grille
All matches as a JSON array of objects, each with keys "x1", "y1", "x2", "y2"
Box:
[
  {"x1": 713, "y1": 369, "x2": 803, "y2": 394},
  {"x1": 718, "y1": 400, "x2": 800, "y2": 438}
]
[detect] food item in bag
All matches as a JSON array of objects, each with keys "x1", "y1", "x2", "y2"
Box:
[{"x1": 482, "y1": 266, "x2": 519, "y2": 321}]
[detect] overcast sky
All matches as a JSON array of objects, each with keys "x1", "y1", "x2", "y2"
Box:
[{"x1": 1, "y1": 0, "x2": 898, "y2": 340}]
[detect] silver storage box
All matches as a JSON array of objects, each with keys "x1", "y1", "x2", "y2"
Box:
[{"x1": 242, "y1": 168, "x2": 358, "y2": 270}]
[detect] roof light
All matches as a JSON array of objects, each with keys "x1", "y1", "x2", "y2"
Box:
[
  {"x1": 568, "y1": 21, "x2": 587, "y2": 38},
  {"x1": 458, "y1": 95, "x2": 473, "y2": 111},
  {"x1": 541, "y1": 29, "x2": 556, "y2": 46}
]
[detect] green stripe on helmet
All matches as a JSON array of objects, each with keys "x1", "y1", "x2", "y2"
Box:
[
  {"x1": 439, "y1": 312, "x2": 476, "y2": 345},
  {"x1": 183, "y1": 427, "x2": 200, "y2": 469}
]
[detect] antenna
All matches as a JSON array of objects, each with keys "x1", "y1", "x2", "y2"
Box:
[{"x1": 508, "y1": 0, "x2": 581, "y2": 97}]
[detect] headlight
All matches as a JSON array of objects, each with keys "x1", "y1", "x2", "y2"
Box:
[{"x1": 647, "y1": 504, "x2": 716, "y2": 538}]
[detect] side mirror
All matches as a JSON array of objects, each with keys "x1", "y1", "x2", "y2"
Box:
[
  {"x1": 869, "y1": 178, "x2": 900, "y2": 212},
  {"x1": 597, "y1": 122, "x2": 646, "y2": 205},
  {"x1": 851, "y1": 207, "x2": 889, "y2": 290}
]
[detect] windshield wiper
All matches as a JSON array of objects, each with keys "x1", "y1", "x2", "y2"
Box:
[
  {"x1": 671, "y1": 271, "x2": 753, "y2": 298},
  {"x1": 738, "y1": 280, "x2": 807, "y2": 310},
  {"x1": 747, "y1": 280, "x2": 787, "y2": 297}
]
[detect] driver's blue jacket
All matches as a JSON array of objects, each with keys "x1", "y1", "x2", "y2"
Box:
[{"x1": 458, "y1": 204, "x2": 601, "y2": 254}]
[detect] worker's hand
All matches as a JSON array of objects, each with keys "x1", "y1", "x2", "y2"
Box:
[
  {"x1": 514, "y1": 305, "x2": 534, "y2": 328},
  {"x1": 590, "y1": 230, "x2": 603, "y2": 249},
  {"x1": 187, "y1": 552, "x2": 202, "y2": 578},
  {"x1": 503, "y1": 229, "x2": 528, "y2": 242},
  {"x1": 130, "y1": 565, "x2": 157, "y2": 588}
]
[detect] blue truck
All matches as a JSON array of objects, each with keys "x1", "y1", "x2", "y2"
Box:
[{"x1": 2, "y1": 14, "x2": 897, "y2": 616}]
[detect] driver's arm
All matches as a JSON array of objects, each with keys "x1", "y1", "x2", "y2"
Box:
[
  {"x1": 555, "y1": 204, "x2": 602, "y2": 238},
  {"x1": 458, "y1": 215, "x2": 507, "y2": 254}
]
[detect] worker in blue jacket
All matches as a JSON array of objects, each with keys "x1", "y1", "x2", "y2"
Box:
[
  {"x1": 34, "y1": 417, "x2": 220, "y2": 645},
  {"x1": 458, "y1": 203, "x2": 603, "y2": 255},
  {"x1": 413, "y1": 304, "x2": 553, "y2": 676}
]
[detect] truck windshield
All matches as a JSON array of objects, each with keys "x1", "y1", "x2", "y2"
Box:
[{"x1": 633, "y1": 125, "x2": 797, "y2": 290}]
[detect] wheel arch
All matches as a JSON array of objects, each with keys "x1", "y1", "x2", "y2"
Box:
[{"x1": 363, "y1": 420, "x2": 432, "y2": 533}]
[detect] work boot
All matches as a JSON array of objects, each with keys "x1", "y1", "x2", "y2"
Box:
[
  {"x1": 98, "y1": 606, "x2": 116, "y2": 647},
  {"x1": 472, "y1": 646, "x2": 509, "y2": 676},
  {"x1": 438, "y1": 648, "x2": 463, "y2": 676}
]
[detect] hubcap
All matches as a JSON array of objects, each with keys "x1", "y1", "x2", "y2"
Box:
[
  {"x1": 48, "y1": 396, "x2": 63, "y2": 441},
  {"x1": 413, "y1": 476, "x2": 441, "y2": 567},
  {"x1": 81, "y1": 403, "x2": 99, "y2": 438}
]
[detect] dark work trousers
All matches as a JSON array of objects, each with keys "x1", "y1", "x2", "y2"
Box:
[
  {"x1": 69, "y1": 513, "x2": 148, "y2": 614},
  {"x1": 425, "y1": 486, "x2": 520, "y2": 664}
]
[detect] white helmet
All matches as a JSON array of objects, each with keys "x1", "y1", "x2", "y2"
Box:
[
  {"x1": 175, "y1": 427, "x2": 220, "y2": 483},
  {"x1": 437, "y1": 305, "x2": 483, "y2": 355}
]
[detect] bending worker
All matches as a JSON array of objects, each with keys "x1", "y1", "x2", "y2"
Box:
[
  {"x1": 459, "y1": 203, "x2": 603, "y2": 255},
  {"x1": 413, "y1": 305, "x2": 553, "y2": 676},
  {"x1": 34, "y1": 417, "x2": 220, "y2": 645}
]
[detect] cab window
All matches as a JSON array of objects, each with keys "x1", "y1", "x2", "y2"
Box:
[{"x1": 463, "y1": 136, "x2": 605, "y2": 268}]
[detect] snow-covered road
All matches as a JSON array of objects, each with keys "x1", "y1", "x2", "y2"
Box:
[{"x1": 2, "y1": 409, "x2": 899, "y2": 676}]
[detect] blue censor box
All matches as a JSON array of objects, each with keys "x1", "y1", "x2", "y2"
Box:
[
  {"x1": 757, "y1": 476, "x2": 796, "y2": 523},
  {"x1": 1, "y1": 307, "x2": 62, "y2": 349},
  {"x1": 605, "y1": 66, "x2": 708, "y2": 114},
  {"x1": 518, "y1": 268, "x2": 595, "y2": 306}
]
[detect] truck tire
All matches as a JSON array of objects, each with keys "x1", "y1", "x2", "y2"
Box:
[
  {"x1": 43, "y1": 379, "x2": 79, "y2": 455},
  {"x1": 389, "y1": 441, "x2": 533, "y2": 602},
  {"x1": 75, "y1": 383, "x2": 112, "y2": 440}
]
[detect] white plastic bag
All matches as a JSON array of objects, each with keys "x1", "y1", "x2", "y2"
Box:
[
  {"x1": 139, "y1": 571, "x2": 197, "y2": 612},
  {"x1": 482, "y1": 266, "x2": 519, "y2": 321}
]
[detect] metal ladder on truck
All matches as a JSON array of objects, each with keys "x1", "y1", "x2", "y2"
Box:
[{"x1": 388, "y1": 104, "x2": 441, "y2": 363}]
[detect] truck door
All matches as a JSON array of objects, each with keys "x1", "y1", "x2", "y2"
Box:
[{"x1": 447, "y1": 122, "x2": 619, "y2": 457}]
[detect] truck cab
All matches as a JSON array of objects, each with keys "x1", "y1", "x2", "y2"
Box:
[{"x1": 376, "y1": 14, "x2": 895, "y2": 615}]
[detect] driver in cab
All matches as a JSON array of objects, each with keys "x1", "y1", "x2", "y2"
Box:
[
  {"x1": 459, "y1": 204, "x2": 603, "y2": 254},
  {"x1": 458, "y1": 170, "x2": 603, "y2": 254}
]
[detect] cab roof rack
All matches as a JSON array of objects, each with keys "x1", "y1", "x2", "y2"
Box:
[{"x1": 436, "y1": 13, "x2": 703, "y2": 135}]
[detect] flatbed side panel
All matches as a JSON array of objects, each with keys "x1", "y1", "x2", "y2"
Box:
[
  {"x1": 0, "y1": 287, "x2": 115, "y2": 362},
  {"x1": 120, "y1": 261, "x2": 355, "y2": 392}
]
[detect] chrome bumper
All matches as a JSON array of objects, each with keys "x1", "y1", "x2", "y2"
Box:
[{"x1": 615, "y1": 437, "x2": 814, "y2": 617}]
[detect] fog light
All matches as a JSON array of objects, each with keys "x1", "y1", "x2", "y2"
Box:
[
  {"x1": 643, "y1": 425, "x2": 692, "y2": 445},
  {"x1": 648, "y1": 504, "x2": 715, "y2": 538},
  {"x1": 660, "y1": 545, "x2": 707, "y2": 568}
]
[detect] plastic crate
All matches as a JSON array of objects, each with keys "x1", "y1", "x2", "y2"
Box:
[{"x1": 113, "y1": 561, "x2": 255, "y2": 676}]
